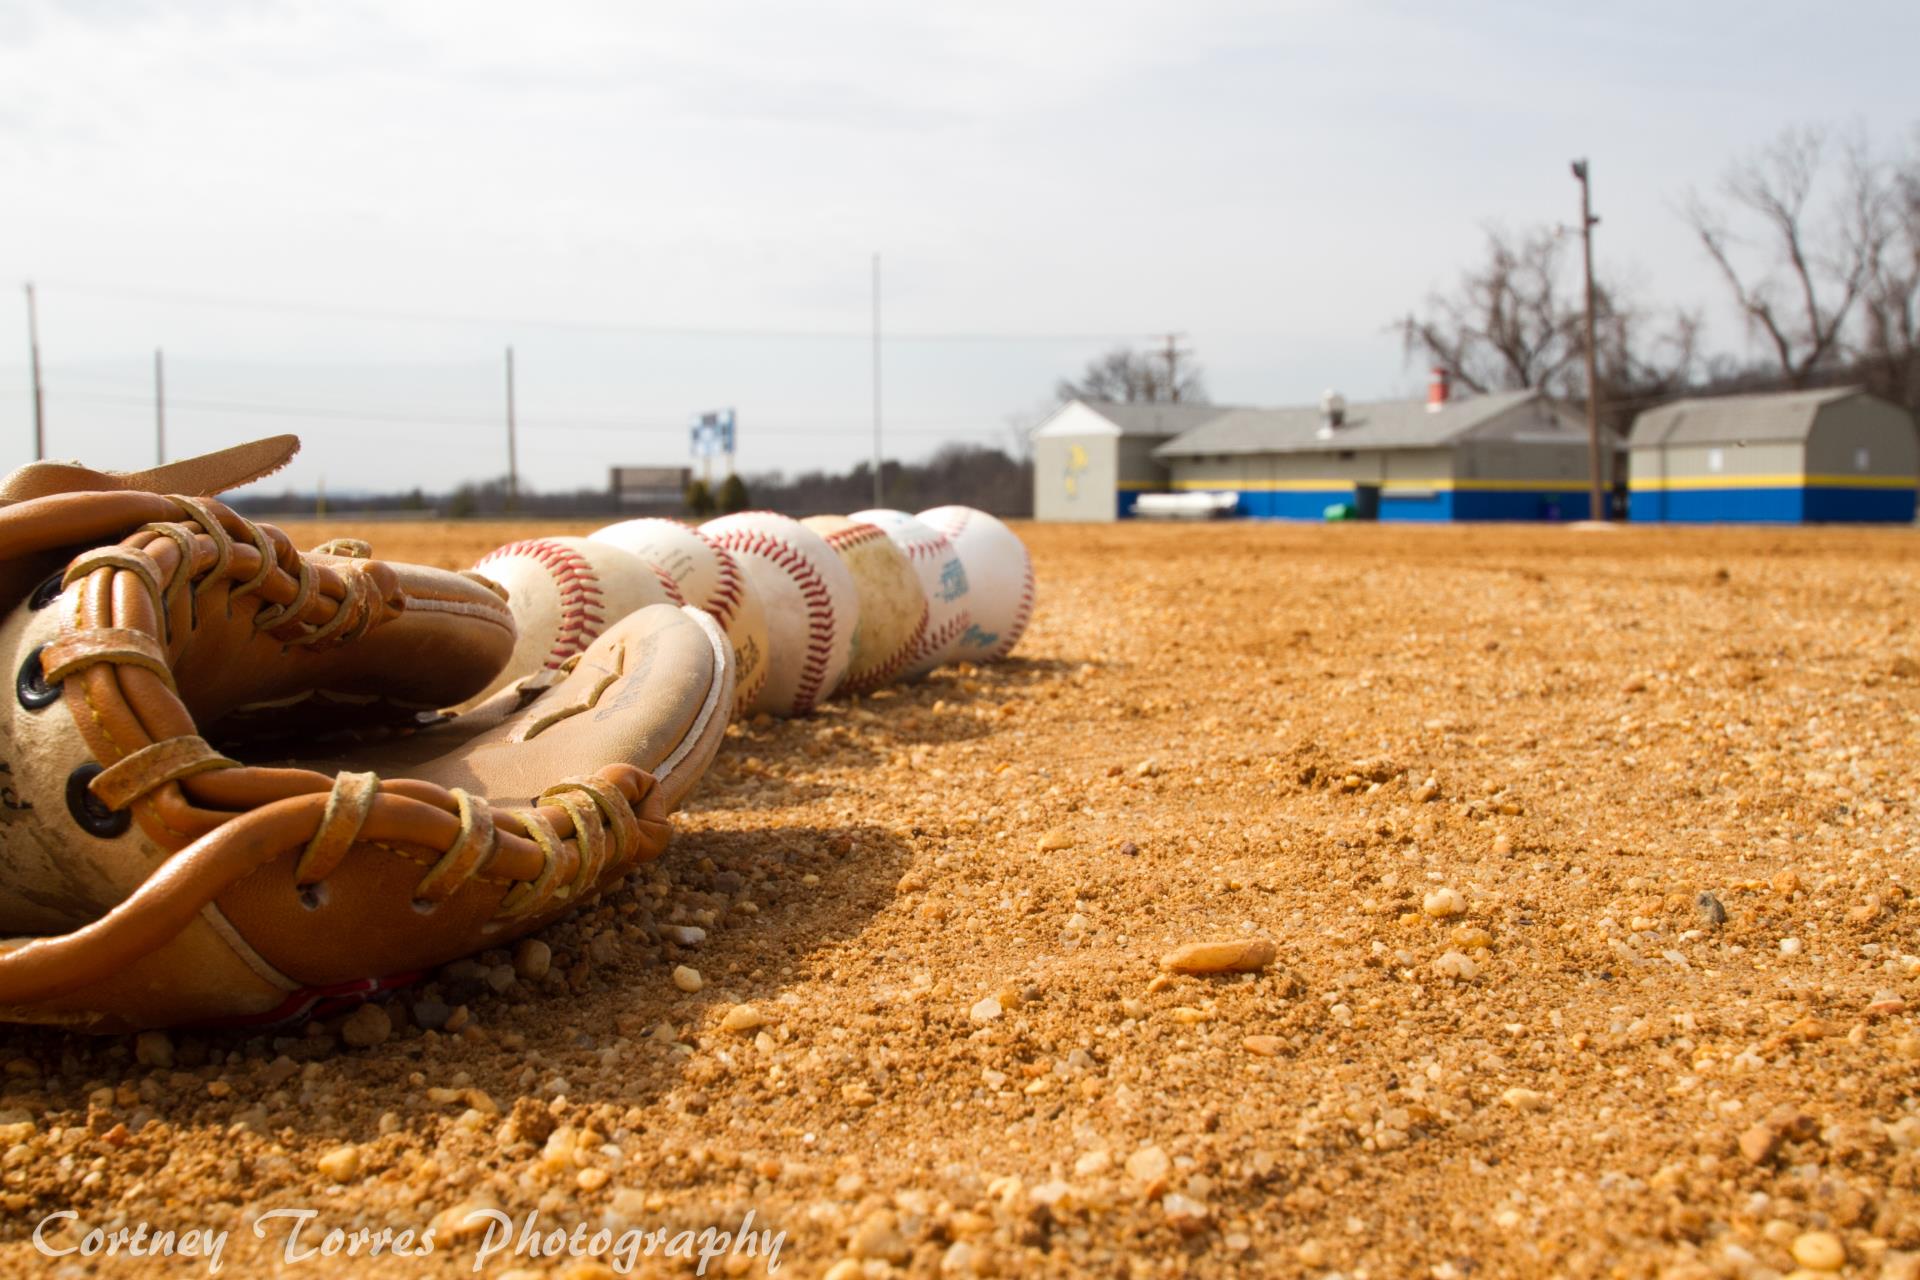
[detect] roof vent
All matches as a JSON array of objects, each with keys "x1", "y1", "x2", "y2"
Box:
[
  {"x1": 1318, "y1": 389, "x2": 1346, "y2": 439},
  {"x1": 1427, "y1": 366, "x2": 1451, "y2": 413}
]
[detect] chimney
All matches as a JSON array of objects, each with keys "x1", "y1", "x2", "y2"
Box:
[
  {"x1": 1427, "y1": 366, "x2": 1451, "y2": 413},
  {"x1": 1317, "y1": 389, "x2": 1346, "y2": 439}
]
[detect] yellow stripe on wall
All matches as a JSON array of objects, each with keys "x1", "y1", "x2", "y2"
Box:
[
  {"x1": 1629, "y1": 473, "x2": 1918, "y2": 492},
  {"x1": 1172, "y1": 477, "x2": 1594, "y2": 494}
]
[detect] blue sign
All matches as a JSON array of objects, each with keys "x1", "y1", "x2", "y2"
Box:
[{"x1": 690, "y1": 409, "x2": 736, "y2": 458}]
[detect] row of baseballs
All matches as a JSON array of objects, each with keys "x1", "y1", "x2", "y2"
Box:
[{"x1": 469, "y1": 507, "x2": 1033, "y2": 718}]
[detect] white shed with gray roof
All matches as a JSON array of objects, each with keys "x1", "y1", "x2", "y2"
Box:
[
  {"x1": 1627, "y1": 386, "x2": 1917, "y2": 522},
  {"x1": 1031, "y1": 399, "x2": 1232, "y2": 522}
]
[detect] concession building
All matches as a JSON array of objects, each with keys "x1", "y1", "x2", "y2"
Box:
[
  {"x1": 1627, "y1": 387, "x2": 1918, "y2": 523},
  {"x1": 1150, "y1": 375, "x2": 1610, "y2": 521}
]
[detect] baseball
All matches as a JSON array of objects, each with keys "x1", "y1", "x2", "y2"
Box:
[
  {"x1": 917, "y1": 507, "x2": 1034, "y2": 663},
  {"x1": 801, "y1": 515, "x2": 929, "y2": 695},
  {"x1": 850, "y1": 508, "x2": 973, "y2": 680},
  {"x1": 589, "y1": 516, "x2": 771, "y2": 716},
  {"x1": 701, "y1": 512, "x2": 859, "y2": 716},
  {"x1": 468, "y1": 536, "x2": 680, "y2": 703}
]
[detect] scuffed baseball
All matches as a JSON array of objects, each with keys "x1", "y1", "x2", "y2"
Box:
[
  {"x1": 589, "y1": 517, "x2": 771, "y2": 716},
  {"x1": 917, "y1": 507, "x2": 1034, "y2": 662},
  {"x1": 801, "y1": 515, "x2": 928, "y2": 695},
  {"x1": 468, "y1": 536, "x2": 680, "y2": 704},
  {"x1": 850, "y1": 508, "x2": 973, "y2": 679},
  {"x1": 701, "y1": 513, "x2": 859, "y2": 716}
]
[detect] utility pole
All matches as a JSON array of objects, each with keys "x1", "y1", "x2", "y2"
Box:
[
  {"x1": 504, "y1": 346, "x2": 519, "y2": 513},
  {"x1": 1571, "y1": 159, "x2": 1605, "y2": 520},
  {"x1": 1152, "y1": 332, "x2": 1192, "y2": 403},
  {"x1": 153, "y1": 348, "x2": 166, "y2": 465},
  {"x1": 871, "y1": 252, "x2": 883, "y2": 510},
  {"x1": 25, "y1": 283, "x2": 45, "y2": 460}
]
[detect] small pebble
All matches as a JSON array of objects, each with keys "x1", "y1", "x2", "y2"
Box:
[
  {"x1": 340, "y1": 1003, "x2": 392, "y2": 1049},
  {"x1": 1696, "y1": 891, "x2": 1729, "y2": 925},
  {"x1": 660, "y1": 925, "x2": 707, "y2": 946},
  {"x1": 1037, "y1": 828, "x2": 1073, "y2": 852},
  {"x1": 1422, "y1": 888, "x2": 1466, "y2": 918},
  {"x1": 1117, "y1": 841, "x2": 1140, "y2": 857},
  {"x1": 1866, "y1": 989, "x2": 1905, "y2": 1016},
  {"x1": 672, "y1": 965, "x2": 704, "y2": 993},
  {"x1": 1125, "y1": 1145, "x2": 1170, "y2": 1187},
  {"x1": 512, "y1": 939, "x2": 552, "y2": 980},
  {"x1": 969, "y1": 996, "x2": 1003, "y2": 1023},
  {"x1": 1789, "y1": 1230, "x2": 1845, "y2": 1271},
  {"x1": 1162, "y1": 1193, "x2": 1209, "y2": 1233},
  {"x1": 1500, "y1": 1087, "x2": 1549, "y2": 1112},
  {"x1": 1243, "y1": 1035, "x2": 1286, "y2": 1057},
  {"x1": 1779, "y1": 937, "x2": 1803, "y2": 956},
  {"x1": 317, "y1": 1145, "x2": 361, "y2": 1182},
  {"x1": 411, "y1": 999, "x2": 452, "y2": 1031},
  {"x1": 133, "y1": 1031, "x2": 174, "y2": 1069},
  {"x1": 1433, "y1": 951, "x2": 1477, "y2": 980},
  {"x1": 720, "y1": 1004, "x2": 767, "y2": 1033},
  {"x1": 1160, "y1": 939, "x2": 1276, "y2": 974}
]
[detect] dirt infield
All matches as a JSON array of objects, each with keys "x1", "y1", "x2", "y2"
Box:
[{"x1": 3, "y1": 519, "x2": 1918, "y2": 1278}]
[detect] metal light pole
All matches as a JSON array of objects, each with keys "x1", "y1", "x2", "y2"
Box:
[
  {"x1": 505, "y1": 346, "x2": 519, "y2": 513},
  {"x1": 25, "y1": 283, "x2": 45, "y2": 461},
  {"x1": 1571, "y1": 159, "x2": 1604, "y2": 520},
  {"x1": 154, "y1": 348, "x2": 167, "y2": 465},
  {"x1": 871, "y1": 252, "x2": 883, "y2": 510}
]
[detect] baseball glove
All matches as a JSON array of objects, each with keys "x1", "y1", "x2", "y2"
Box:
[{"x1": 0, "y1": 437, "x2": 733, "y2": 1031}]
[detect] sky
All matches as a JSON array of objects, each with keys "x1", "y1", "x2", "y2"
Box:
[{"x1": 1, "y1": 0, "x2": 1916, "y2": 498}]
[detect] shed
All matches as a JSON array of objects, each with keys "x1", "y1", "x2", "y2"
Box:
[
  {"x1": 1031, "y1": 399, "x2": 1232, "y2": 521},
  {"x1": 1627, "y1": 387, "x2": 1918, "y2": 522},
  {"x1": 1152, "y1": 388, "x2": 1610, "y2": 521}
]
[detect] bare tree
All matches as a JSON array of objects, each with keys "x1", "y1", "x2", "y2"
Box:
[
  {"x1": 1398, "y1": 226, "x2": 1583, "y2": 396},
  {"x1": 1056, "y1": 345, "x2": 1207, "y2": 404},
  {"x1": 1684, "y1": 126, "x2": 1877, "y2": 388},
  {"x1": 1857, "y1": 129, "x2": 1920, "y2": 411},
  {"x1": 1591, "y1": 287, "x2": 1703, "y2": 429}
]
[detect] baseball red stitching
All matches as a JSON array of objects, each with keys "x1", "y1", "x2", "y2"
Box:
[
  {"x1": 823, "y1": 521, "x2": 889, "y2": 553},
  {"x1": 647, "y1": 562, "x2": 687, "y2": 607},
  {"x1": 707, "y1": 528, "x2": 837, "y2": 715},
  {"x1": 841, "y1": 599, "x2": 928, "y2": 695},
  {"x1": 909, "y1": 608, "x2": 969, "y2": 672},
  {"x1": 993, "y1": 557, "x2": 1035, "y2": 660},
  {"x1": 475, "y1": 539, "x2": 605, "y2": 669},
  {"x1": 700, "y1": 534, "x2": 745, "y2": 632}
]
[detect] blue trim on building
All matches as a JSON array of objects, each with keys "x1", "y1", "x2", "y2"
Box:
[
  {"x1": 1803, "y1": 486, "x2": 1916, "y2": 523},
  {"x1": 1445, "y1": 490, "x2": 1592, "y2": 521},
  {"x1": 1630, "y1": 485, "x2": 1915, "y2": 523}
]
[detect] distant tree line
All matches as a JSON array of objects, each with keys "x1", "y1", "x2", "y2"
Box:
[{"x1": 224, "y1": 443, "x2": 1033, "y2": 520}]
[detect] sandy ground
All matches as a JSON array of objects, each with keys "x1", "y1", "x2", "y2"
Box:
[{"x1": 2, "y1": 518, "x2": 1918, "y2": 1280}]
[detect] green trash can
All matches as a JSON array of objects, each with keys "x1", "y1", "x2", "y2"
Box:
[{"x1": 1322, "y1": 501, "x2": 1356, "y2": 521}]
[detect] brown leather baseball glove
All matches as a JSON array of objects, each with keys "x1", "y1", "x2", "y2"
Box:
[{"x1": 0, "y1": 437, "x2": 733, "y2": 1031}]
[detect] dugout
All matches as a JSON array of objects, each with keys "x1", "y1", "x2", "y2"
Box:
[{"x1": 1627, "y1": 387, "x2": 1918, "y2": 523}]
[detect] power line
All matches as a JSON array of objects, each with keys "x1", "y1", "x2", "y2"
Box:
[
  {"x1": 26, "y1": 279, "x2": 1140, "y2": 344},
  {"x1": 0, "y1": 384, "x2": 1004, "y2": 438}
]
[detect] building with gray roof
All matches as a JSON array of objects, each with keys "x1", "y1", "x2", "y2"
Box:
[
  {"x1": 1627, "y1": 386, "x2": 1917, "y2": 522},
  {"x1": 1148, "y1": 378, "x2": 1611, "y2": 521},
  {"x1": 1030, "y1": 399, "x2": 1232, "y2": 521}
]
